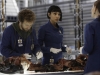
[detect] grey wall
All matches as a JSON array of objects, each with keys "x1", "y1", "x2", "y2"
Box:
[
  {"x1": 25, "y1": 1, "x2": 75, "y2": 47},
  {"x1": 23, "y1": 0, "x2": 94, "y2": 48}
]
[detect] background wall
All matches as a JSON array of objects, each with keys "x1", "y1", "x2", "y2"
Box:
[
  {"x1": 0, "y1": 0, "x2": 95, "y2": 50},
  {"x1": 21, "y1": 0, "x2": 94, "y2": 49}
]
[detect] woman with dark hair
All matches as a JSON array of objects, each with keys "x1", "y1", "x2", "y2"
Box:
[
  {"x1": 81, "y1": 0, "x2": 100, "y2": 74},
  {"x1": 1, "y1": 9, "x2": 43, "y2": 60},
  {"x1": 38, "y1": 5, "x2": 68, "y2": 65}
]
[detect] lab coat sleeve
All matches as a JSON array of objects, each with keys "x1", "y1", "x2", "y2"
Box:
[
  {"x1": 82, "y1": 23, "x2": 94, "y2": 54},
  {"x1": 60, "y1": 27, "x2": 66, "y2": 52},
  {"x1": 38, "y1": 27, "x2": 51, "y2": 53},
  {"x1": 1, "y1": 27, "x2": 21, "y2": 58},
  {"x1": 32, "y1": 29, "x2": 41, "y2": 56}
]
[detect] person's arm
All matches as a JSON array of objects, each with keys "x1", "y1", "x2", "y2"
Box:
[
  {"x1": 38, "y1": 26, "x2": 51, "y2": 53},
  {"x1": 1, "y1": 27, "x2": 21, "y2": 58},
  {"x1": 82, "y1": 23, "x2": 94, "y2": 54},
  {"x1": 60, "y1": 27, "x2": 66, "y2": 52},
  {"x1": 32, "y1": 29, "x2": 42, "y2": 55}
]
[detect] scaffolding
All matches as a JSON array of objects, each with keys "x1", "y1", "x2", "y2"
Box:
[
  {"x1": 0, "y1": 0, "x2": 6, "y2": 41},
  {"x1": 74, "y1": 0, "x2": 83, "y2": 50},
  {"x1": 0, "y1": 0, "x2": 18, "y2": 41}
]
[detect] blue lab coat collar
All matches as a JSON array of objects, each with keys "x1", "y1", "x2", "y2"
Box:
[
  {"x1": 47, "y1": 20, "x2": 60, "y2": 30},
  {"x1": 94, "y1": 17, "x2": 100, "y2": 21}
]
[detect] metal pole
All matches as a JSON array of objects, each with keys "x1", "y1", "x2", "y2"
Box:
[
  {"x1": 1, "y1": 0, "x2": 5, "y2": 31},
  {"x1": 74, "y1": 0, "x2": 81, "y2": 50}
]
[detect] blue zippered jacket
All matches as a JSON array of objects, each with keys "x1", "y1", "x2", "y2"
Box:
[
  {"x1": 82, "y1": 17, "x2": 100, "y2": 74},
  {"x1": 1, "y1": 24, "x2": 40, "y2": 58},
  {"x1": 38, "y1": 21, "x2": 66, "y2": 65}
]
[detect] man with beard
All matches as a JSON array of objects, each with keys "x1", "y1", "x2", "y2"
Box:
[{"x1": 0, "y1": 9, "x2": 43, "y2": 60}]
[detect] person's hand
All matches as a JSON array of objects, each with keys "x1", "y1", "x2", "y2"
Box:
[
  {"x1": 36, "y1": 51, "x2": 43, "y2": 59},
  {"x1": 50, "y1": 48, "x2": 62, "y2": 54},
  {"x1": 23, "y1": 53, "x2": 31, "y2": 59},
  {"x1": 66, "y1": 47, "x2": 72, "y2": 54},
  {"x1": 79, "y1": 46, "x2": 83, "y2": 54}
]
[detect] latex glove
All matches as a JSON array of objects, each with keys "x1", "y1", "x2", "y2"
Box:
[
  {"x1": 23, "y1": 53, "x2": 31, "y2": 59},
  {"x1": 50, "y1": 48, "x2": 62, "y2": 54},
  {"x1": 79, "y1": 46, "x2": 83, "y2": 54},
  {"x1": 66, "y1": 47, "x2": 72, "y2": 54},
  {"x1": 36, "y1": 51, "x2": 43, "y2": 59}
]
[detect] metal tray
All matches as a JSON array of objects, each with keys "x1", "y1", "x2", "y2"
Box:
[
  {"x1": 24, "y1": 70, "x2": 84, "y2": 74},
  {"x1": 0, "y1": 70, "x2": 84, "y2": 75}
]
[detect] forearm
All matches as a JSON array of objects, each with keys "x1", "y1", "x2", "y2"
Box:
[
  {"x1": 41, "y1": 46, "x2": 51, "y2": 53},
  {"x1": 1, "y1": 48, "x2": 21, "y2": 58}
]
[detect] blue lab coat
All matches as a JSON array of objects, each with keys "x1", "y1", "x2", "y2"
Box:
[
  {"x1": 1, "y1": 23, "x2": 40, "y2": 58},
  {"x1": 82, "y1": 17, "x2": 100, "y2": 74},
  {"x1": 38, "y1": 21, "x2": 66, "y2": 65}
]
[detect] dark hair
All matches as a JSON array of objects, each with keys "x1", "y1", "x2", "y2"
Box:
[
  {"x1": 94, "y1": 0, "x2": 100, "y2": 13},
  {"x1": 47, "y1": 5, "x2": 62, "y2": 21},
  {"x1": 18, "y1": 9, "x2": 35, "y2": 23}
]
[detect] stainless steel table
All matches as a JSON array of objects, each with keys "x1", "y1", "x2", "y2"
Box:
[{"x1": 0, "y1": 70, "x2": 83, "y2": 75}]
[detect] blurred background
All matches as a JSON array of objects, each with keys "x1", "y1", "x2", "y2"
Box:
[{"x1": 0, "y1": 0, "x2": 96, "y2": 53}]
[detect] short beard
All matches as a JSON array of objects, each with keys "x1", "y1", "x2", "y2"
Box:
[{"x1": 20, "y1": 23, "x2": 28, "y2": 32}]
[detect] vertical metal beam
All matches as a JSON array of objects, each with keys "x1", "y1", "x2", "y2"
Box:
[
  {"x1": 80, "y1": 0, "x2": 84, "y2": 46},
  {"x1": 1, "y1": 0, "x2": 5, "y2": 31},
  {"x1": 74, "y1": 0, "x2": 81, "y2": 50}
]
